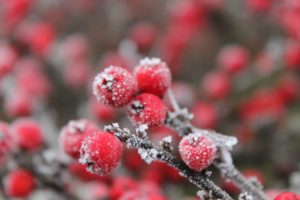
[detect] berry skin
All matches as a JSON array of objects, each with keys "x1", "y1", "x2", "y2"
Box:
[
  {"x1": 128, "y1": 93, "x2": 167, "y2": 127},
  {"x1": 93, "y1": 66, "x2": 137, "y2": 107},
  {"x1": 0, "y1": 122, "x2": 13, "y2": 156},
  {"x1": 201, "y1": 71, "x2": 231, "y2": 100},
  {"x1": 4, "y1": 169, "x2": 35, "y2": 198},
  {"x1": 217, "y1": 45, "x2": 249, "y2": 74},
  {"x1": 59, "y1": 119, "x2": 99, "y2": 159},
  {"x1": 134, "y1": 58, "x2": 171, "y2": 97},
  {"x1": 274, "y1": 192, "x2": 300, "y2": 200},
  {"x1": 11, "y1": 119, "x2": 44, "y2": 151},
  {"x1": 179, "y1": 133, "x2": 217, "y2": 172},
  {"x1": 79, "y1": 131, "x2": 123, "y2": 175}
]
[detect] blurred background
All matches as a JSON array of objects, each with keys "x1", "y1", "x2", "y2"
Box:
[{"x1": 0, "y1": 0, "x2": 300, "y2": 199}]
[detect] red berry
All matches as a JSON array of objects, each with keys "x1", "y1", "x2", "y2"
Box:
[
  {"x1": 0, "y1": 44, "x2": 17, "y2": 79},
  {"x1": 110, "y1": 176, "x2": 138, "y2": 200},
  {"x1": 63, "y1": 60, "x2": 92, "y2": 89},
  {"x1": 59, "y1": 119, "x2": 99, "y2": 159},
  {"x1": 128, "y1": 93, "x2": 167, "y2": 127},
  {"x1": 88, "y1": 98, "x2": 117, "y2": 122},
  {"x1": 284, "y1": 41, "x2": 300, "y2": 69},
  {"x1": 79, "y1": 131, "x2": 122, "y2": 175},
  {"x1": 93, "y1": 66, "x2": 137, "y2": 107},
  {"x1": 217, "y1": 45, "x2": 249, "y2": 74},
  {"x1": 179, "y1": 133, "x2": 217, "y2": 172},
  {"x1": 0, "y1": 122, "x2": 13, "y2": 156},
  {"x1": 99, "y1": 52, "x2": 131, "y2": 70},
  {"x1": 68, "y1": 162, "x2": 110, "y2": 182},
  {"x1": 247, "y1": 0, "x2": 271, "y2": 12},
  {"x1": 16, "y1": 67, "x2": 52, "y2": 100},
  {"x1": 11, "y1": 119, "x2": 44, "y2": 151},
  {"x1": 124, "y1": 149, "x2": 145, "y2": 171},
  {"x1": 192, "y1": 101, "x2": 218, "y2": 129},
  {"x1": 201, "y1": 71, "x2": 231, "y2": 99},
  {"x1": 275, "y1": 74, "x2": 299, "y2": 104},
  {"x1": 134, "y1": 58, "x2": 171, "y2": 97},
  {"x1": 274, "y1": 192, "x2": 300, "y2": 200},
  {"x1": 4, "y1": 169, "x2": 35, "y2": 198},
  {"x1": 128, "y1": 23, "x2": 157, "y2": 52},
  {"x1": 62, "y1": 34, "x2": 89, "y2": 62},
  {"x1": 4, "y1": 90, "x2": 34, "y2": 118}
]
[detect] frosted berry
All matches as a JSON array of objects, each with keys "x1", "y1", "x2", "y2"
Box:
[
  {"x1": 274, "y1": 192, "x2": 300, "y2": 200},
  {"x1": 217, "y1": 45, "x2": 249, "y2": 74},
  {"x1": 11, "y1": 119, "x2": 44, "y2": 151},
  {"x1": 201, "y1": 71, "x2": 231, "y2": 99},
  {"x1": 93, "y1": 66, "x2": 137, "y2": 107},
  {"x1": 134, "y1": 58, "x2": 171, "y2": 97},
  {"x1": 128, "y1": 93, "x2": 167, "y2": 127},
  {"x1": 4, "y1": 169, "x2": 35, "y2": 198},
  {"x1": 179, "y1": 133, "x2": 217, "y2": 172},
  {"x1": 79, "y1": 131, "x2": 122, "y2": 175},
  {"x1": 0, "y1": 122, "x2": 13, "y2": 156},
  {"x1": 59, "y1": 119, "x2": 98, "y2": 159}
]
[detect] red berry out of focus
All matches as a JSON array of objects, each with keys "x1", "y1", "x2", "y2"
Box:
[
  {"x1": 192, "y1": 101, "x2": 218, "y2": 129},
  {"x1": 4, "y1": 169, "x2": 35, "y2": 198},
  {"x1": 274, "y1": 192, "x2": 300, "y2": 200},
  {"x1": 201, "y1": 71, "x2": 231, "y2": 100},
  {"x1": 11, "y1": 119, "x2": 44, "y2": 151},
  {"x1": 217, "y1": 45, "x2": 249, "y2": 74}
]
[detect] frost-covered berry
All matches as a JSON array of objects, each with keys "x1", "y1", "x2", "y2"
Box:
[
  {"x1": 93, "y1": 66, "x2": 137, "y2": 107},
  {"x1": 11, "y1": 119, "x2": 44, "y2": 151},
  {"x1": 79, "y1": 131, "x2": 122, "y2": 175},
  {"x1": 134, "y1": 58, "x2": 171, "y2": 97},
  {"x1": 0, "y1": 122, "x2": 13, "y2": 156},
  {"x1": 274, "y1": 192, "x2": 300, "y2": 200},
  {"x1": 59, "y1": 119, "x2": 98, "y2": 159},
  {"x1": 179, "y1": 133, "x2": 217, "y2": 172},
  {"x1": 128, "y1": 93, "x2": 167, "y2": 127},
  {"x1": 4, "y1": 169, "x2": 35, "y2": 198}
]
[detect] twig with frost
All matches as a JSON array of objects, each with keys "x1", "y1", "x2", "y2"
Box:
[
  {"x1": 104, "y1": 123, "x2": 233, "y2": 200},
  {"x1": 166, "y1": 89, "x2": 269, "y2": 200}
]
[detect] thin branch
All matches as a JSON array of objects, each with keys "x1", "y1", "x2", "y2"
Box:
[
  {"x1": 166, "y1": 91, "x2": 269, "y2": 200},
  {"x1": 104, "y1": 123, "x2": 233, "y2": 200}
]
